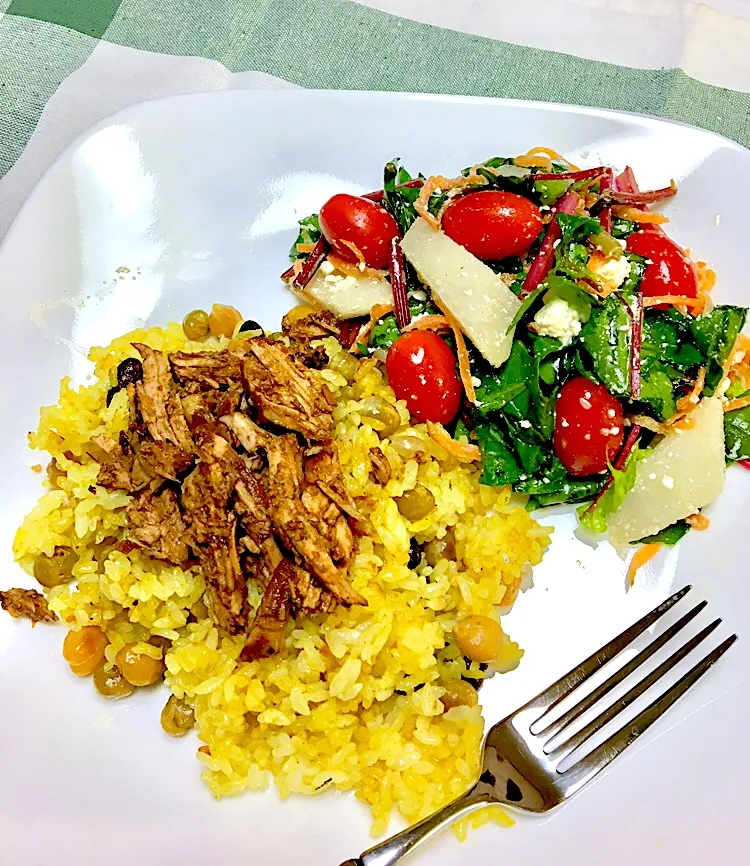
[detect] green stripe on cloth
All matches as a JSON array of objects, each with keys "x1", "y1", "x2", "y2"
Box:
[
  {"x1": 0, "y1": 15, "x2": 97, "y2": 176},
  {"x1": 103, "y1": 0, "x2": 750, "y2": 145},
  {"x1": 6, "y1": 0, "x2": 122, "y2": 38}
]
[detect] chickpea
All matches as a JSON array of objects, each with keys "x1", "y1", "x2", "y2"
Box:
[
  {"x1": 63, "y1": 626, "x2": 108, "y2": 677},
  {"x1": 327, "y1": 351, "x2": 359, "y2": 383},
  {"x1": 160, "y1": 695, "x2": 196, "y2": 736},
  {"x1": 116, "y1": 644, "x2": 166, "y2": 687},
  {"x1": 284, "y1": 304, "x2": 316, "y2": 326},
  {"x1": 358, "y1": 396, "x2": 402, "y2": 438},
  {"x1": 33, "y1": 547, "x2": 77, "y2": 588},
  {"x1": 390, "y1": 432, "x2": 426, "y2": 460},
  {"x1": 208, "y1": 303, "x2": 243, "y2": 339},
  {"x1": 182, "y1": 309, "x2": 210, "y2": 341},
  {"x1": 440, "y1": 679, "x2": 479, "y2": 710},
  {"x1": 93, "y1": 663, "x2": 135, "y2": 699},
  {"x1": 453, "y1": 615, "x2": 503, "y2": 663},
  {"x1": 424, "y1": 531, "x2": 457, "y2": 567},
  {"x1": 396, "y1": 484, "x2": 436, "y2": 522}
]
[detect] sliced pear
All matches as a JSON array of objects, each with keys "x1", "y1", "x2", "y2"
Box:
[
  {"x1": 608, "y1": 396, "x2": 726, "y2": 545},
  {"x1": 400, "y1": 217, "x2": 521, "y2": 366}
]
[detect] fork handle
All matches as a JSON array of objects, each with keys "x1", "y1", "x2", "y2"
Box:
[{"x1": 339, "y1": 788, "x2": 491, "y2": 866}]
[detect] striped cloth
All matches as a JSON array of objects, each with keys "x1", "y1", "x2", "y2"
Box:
[{"x1": 1, "y1": 0, "x2": 750, "y2": 237}]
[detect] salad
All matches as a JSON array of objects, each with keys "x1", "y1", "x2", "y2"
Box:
[{"x1": 282, "y1": 148, "x2": 750, "y2": 571}]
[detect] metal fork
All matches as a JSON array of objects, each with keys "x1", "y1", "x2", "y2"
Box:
[{"x1": 339, "y1": 585, "x2": 736, "y2": 866}]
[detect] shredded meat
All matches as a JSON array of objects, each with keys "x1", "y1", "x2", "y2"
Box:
[
  {"x1": 304, "y1": 442, "x2": 365, "y2": 524},
  {"x1": 80, "y1": 332, "x2": 365, "y2": 643},
  {"x1": 369, "y1": 446, "x2": 391, "y2": 485},
  {"x1": 265, "y1": 435, "x2": 365, "y2": 606},
  {"x1": 0, "y1": 588, "x2": 57, "y2": 624},
  {"x1": 170, "y1": 351, "x2": 244, "y2": 389},
  {"x1": 281, "y1": 309, "x2": 341, "y2": 342},
  {"x1": 126, "y1": 487, "x2": 190, "y2": 564},
  {"x1": 242, "y1": 339, "x2": 335, "y2": 440},
  {"x1": 133, "y1": 343, "x2": 195, "y2": 451},
  {"x1": 181, "y1": 385, "x2": 243, "y2": 430},
  {"x1": 240, "y1": 559, "x2": 293, "y2": 662}
]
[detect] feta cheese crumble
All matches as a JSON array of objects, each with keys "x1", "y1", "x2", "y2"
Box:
[
  {"x1": 588, "y1": 251, "x2": 631, "y2": 291},
  {"x1": 532, "y1": 297, "x2": 582, "y2": 347}
]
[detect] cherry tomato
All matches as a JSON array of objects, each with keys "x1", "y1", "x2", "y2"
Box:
[
  {"x1": 385, "y1": 331, "x2": 462, "y2": 424},
  {"x1": 319, "y1": 193, "x2": 400, "y2": 270},
  {"x1": 553, "y1": 377, "x2": 625, "y2": 476},
  {"x1": 442, "y1": 190, "x2": 543, "y2": 261},
  {"x1": 626, "y1": 231, "x2": 698, "y2": 308}
]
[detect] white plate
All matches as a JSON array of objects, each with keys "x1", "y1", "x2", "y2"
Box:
[{"x1": 0, "y1": 91, "x2": 748, "y2": 866}]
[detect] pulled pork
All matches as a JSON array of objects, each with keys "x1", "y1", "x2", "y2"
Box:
[
  {"x1": 0, "y1": 588, "x2": 57, "y2": 624},
  {"x1": 91, "y1": 316, "x2": 365, "y2": 659}
]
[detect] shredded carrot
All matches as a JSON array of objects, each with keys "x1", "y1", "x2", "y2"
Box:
[
  {"x1": 630, "y1": 415, "x2": 668, "y2": 435},
  {"x1": 695, "y1": 261, "x2": 716, "y2": 297},
  {"x1": 414, "y1": 173, "x2": 485, "y2": 229},
  {"x1": 642, "y1": 295, "x2": 705, "y2": 309},
  {"x1": 327, "y1": 254, "x2": 387, "y2": 281},
  {"x1": 295, "y1": 242, "x2": 316, "y2": 254},
  {"x1": 432, "y1": 299, "x2": 476, "y2": 404},
  {"x1": 339, "y1": 240, "x2": 366, "y2": 267},
  {"x1": 514, "y1": 154, "x2": 553, "y2": 171},
  {"x1": 426, "y1": 421, "x2": 481, "y2": 462},
  {"x1": 577, "y1": 173, "x2": 607, "y2": 194},
  {"x1": 611, "y1": 205, "x2": 669, "y2": 224},
  {"x1": 686, "y1": 512, "x2": 710, "y2": 531},
  {"x1": 724, "y1": 394, "x2": 750, "y2": 413},
  {"x1": 627, "y1": 543, "x2": 661, "y2": 587},
  {"x1": 403, "y1": 314, "x2": 452, "y2": 333},
  {"x1": 290, "y1": 259, "x2": 304, "y2": 278},
  {"x1": 354, "y1": 303, "x2": 395, "y2": 348},
  {"x1": 676, "y1": 367, "x2": 706, "y2": 414},
  {"x1": 523, "y1": 146, "x2": 581, "y2": 171}
]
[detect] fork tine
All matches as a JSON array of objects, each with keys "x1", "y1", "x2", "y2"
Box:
[
  {"x1": 545, "y1": 618, "x2": 721, "y2": 760},
  {"x1": 559, "y1": 634, "x2": 737, "y2": 797},
  {"x1": 526, "y1": 585, "x2": 691, "y2": 723},
  {"x1": 537, "y1": 600, "x2": 708, "y2": 740}
]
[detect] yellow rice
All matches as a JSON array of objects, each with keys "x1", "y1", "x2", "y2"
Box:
[{"x1": 13, "y1": 322, "x2": 552, "y2": 835}]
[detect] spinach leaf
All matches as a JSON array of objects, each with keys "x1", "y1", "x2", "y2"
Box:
[
  {"x1": 641, "y1": 314, "x2": 704, "y2": 373},
  {"x1": 289, "y1": 213, "x2": 321, "y2": 260},
  {"x1": 475, "y1": 421, "x2": 522, "y2": 486},
  {"x1": 544, "y1": 276, "x2": 594, "y2": 322},
  {"x1": 454, "y1": 418, "x2": 472, "y2": 444},
  {"x1": 557, "y1": 213, "x2": 602, "y2": 245},
  {"x1": 369, "y1": 315, "x2": 400, "y2": 351},
  {"x1": 535, "y1": 178, "x2": 572, "y2": 206},
  {"x1": 578, "y1": 446, "x2": 639, "y2": 533},
  {"x1": 506, "y1": 283, "x2": 547, "y2": 333},
  {"x1": 610, "y1": 218, "x2": 637, "y2": 239},
  {"x1": 533, "y1": 335, "x2": 564, "y2": 365},
  {"x1": 620, "y1": 253, "x2": 647, "y2": 294},
  {"x1": 724, "y1": 403, "x2": 750, "y2": 462},
  {"x1": 383, "y1": 159, "x2": 423, "y2": 234},
  {"x1": 514, "y1": 436, "x2": 547, "y2": 476},
  {"x1": 369, "y1": 297, "x2": 435, "y2": 350},
  {"x1": 690, "y1": 305, "x2": 748, "y2": 393},
  {"x1": 634, "y1": 521, "x2": 690, "y2": 545},
  {"x1": 579, "y1": 291, "x2": 632, "y2": 396},
  {"x1": 474, "y1": 341, "x2": 534, "y2": 418},
  {"x1": 638, "y1": 365, "x2": 677, "y2": 421},
  {"x1": 553, "y1": 214, "x2": 603, "y2": 282},
  {"x1": 515, "y1": 458, "x2": 601, "y2": 505}
]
